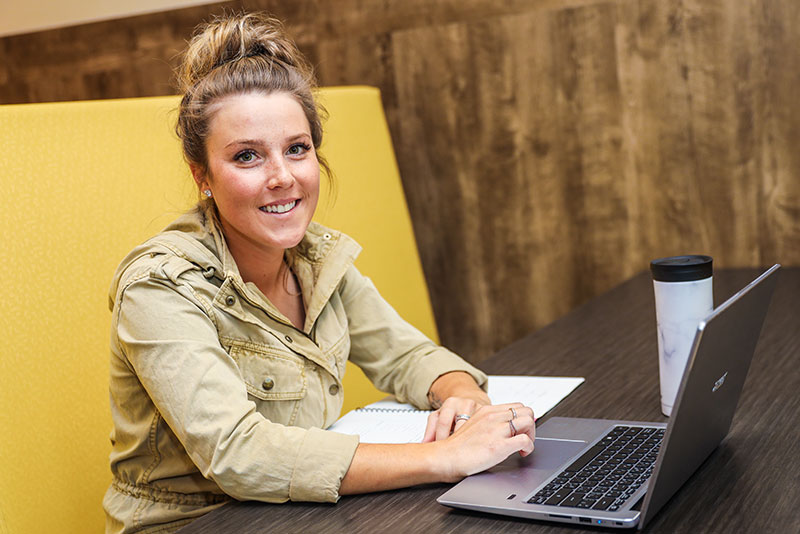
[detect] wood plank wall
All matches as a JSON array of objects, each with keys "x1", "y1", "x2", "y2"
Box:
[{"x1": 2, "y1": 0, "x2": 798, "y2": 364}]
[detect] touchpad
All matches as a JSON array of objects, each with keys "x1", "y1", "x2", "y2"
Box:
[
  {"x1": 438, "y1": 438, "x2": 591, "y2": 506},
  {"x1": 491, "y1": 438, "x2": 588, "y2": 473}
]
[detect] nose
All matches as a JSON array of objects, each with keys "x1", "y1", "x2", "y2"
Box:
[{"x1": 265, "y1": 158, "x2": 294, "y2": 189}]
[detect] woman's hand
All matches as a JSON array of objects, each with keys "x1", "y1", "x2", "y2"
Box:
[
  {"x1": 434, "y1": 403, "x2": 536, "y2": 482},
  {"x1": 422, "y1": 396, "x2": 484, "y2": 442},
  {"x1": 340, "y1": 402, "x2": 536, "y2": 494},
  {"x1": 423, "y1": 371, "x2": 491, "y2": 442}
]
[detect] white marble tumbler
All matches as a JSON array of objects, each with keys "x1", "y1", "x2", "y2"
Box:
[{"x1": 650, "y1": 255, "x2": 713, "y2": 416}]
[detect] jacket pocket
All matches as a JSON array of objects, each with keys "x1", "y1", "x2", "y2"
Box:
[{"x1": 228, "y1": 344, "x2": 308, "y2": 402}]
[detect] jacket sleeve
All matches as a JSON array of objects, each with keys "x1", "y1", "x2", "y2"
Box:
[
  {"x1": 114, "y1": 272, "x2": 359, "y2": 503},
  {"x1": 338, "y1": 265, "x2": 488, "y2": 408}
]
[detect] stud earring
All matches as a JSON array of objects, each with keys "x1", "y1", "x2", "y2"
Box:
[{"x1": 203, "y1": 190, "x2": 212, "y2": 198}]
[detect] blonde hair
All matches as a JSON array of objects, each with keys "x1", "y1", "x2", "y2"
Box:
[{"x1": 175, "y1": 12, "x2": 329, "y2": 178}]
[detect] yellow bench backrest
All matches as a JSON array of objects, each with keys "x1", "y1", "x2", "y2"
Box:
[{"x1": 0, "y1": 87, "x2": 437, "y2": 534}]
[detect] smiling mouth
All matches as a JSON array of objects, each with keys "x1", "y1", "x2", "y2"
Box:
[{"x1": 259, "y1": 200, "x2": 298, "y2": 214}]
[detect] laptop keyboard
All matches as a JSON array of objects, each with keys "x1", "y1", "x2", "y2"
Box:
[{"x1": 527, "y1": 425, "x2": 664, "y2": 511}]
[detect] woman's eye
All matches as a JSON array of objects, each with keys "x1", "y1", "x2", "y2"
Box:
[
  {"x1": 287, "y1": 143, "x2": 311, "y2": 156},
  {"x1": 235, "y1": 150, "x2": 257, "y2": 163}
]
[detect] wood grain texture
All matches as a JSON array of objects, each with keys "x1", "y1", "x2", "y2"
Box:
[
  {"x1": 174, "y1": 268, "x2": 800, "y2": 534},
  {"x1": 1, "y1": 0, "x2": 798, "y2": 364}
]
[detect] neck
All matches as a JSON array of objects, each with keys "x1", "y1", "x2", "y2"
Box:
[
  {"x1": 219, "y1": 226, "x2": 286, "y2": 295},
  {"x1": 216, "y1": 216, "x2": 306, "y2": 330}
]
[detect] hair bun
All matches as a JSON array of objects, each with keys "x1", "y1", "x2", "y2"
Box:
[{"x1": 177, "y1": 12, "x2": 307, "y2": 92}]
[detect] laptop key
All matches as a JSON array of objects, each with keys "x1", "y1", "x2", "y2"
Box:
[
  {"x1": 544, "y1": 488, "x2": 572, "y2": 505},
  {"x1": 558, "y1": 493, "x2": 586, "y2": 507},
  {"x1": 592, "y1": 496, "x2": 616, "y2": 510}
]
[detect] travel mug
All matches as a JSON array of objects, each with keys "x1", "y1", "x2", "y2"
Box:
[{"x1": 650, "y1": 255, "x2": 713, "y2": 416}]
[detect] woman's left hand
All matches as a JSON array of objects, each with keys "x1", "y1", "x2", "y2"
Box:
[{"x1": 422, "y1": 395, "x2": 489, "y2": 442}]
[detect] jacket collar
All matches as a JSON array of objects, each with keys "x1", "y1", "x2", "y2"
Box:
[{"x1": 112, "y1": 200, "x2": 361, "y2": 333}]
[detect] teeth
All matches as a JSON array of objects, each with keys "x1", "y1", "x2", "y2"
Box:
[{"x1": 261, "y1": 200, "x2": 297, "y2": 214}]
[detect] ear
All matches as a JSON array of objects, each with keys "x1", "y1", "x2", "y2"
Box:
[{"x1": 190, "y1": 164, "x2": 209, "y2": 193}]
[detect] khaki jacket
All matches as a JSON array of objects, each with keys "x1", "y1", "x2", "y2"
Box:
[{"x1": 103, "y1": 202, "x2": 487, "y2": 533}]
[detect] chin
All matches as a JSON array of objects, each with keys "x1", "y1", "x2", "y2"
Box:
[{"x1": 270, "y1": 228, "x2": 309, "y2": 250}]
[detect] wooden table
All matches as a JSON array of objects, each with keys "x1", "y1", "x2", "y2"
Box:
[{"x1": 177, "y1": 268, "x2": 800, "y2": 533}]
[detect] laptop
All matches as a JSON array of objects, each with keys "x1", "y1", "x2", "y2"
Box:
[{"x1": 438, "y1": 264, "x2": 780, "y2": 529}]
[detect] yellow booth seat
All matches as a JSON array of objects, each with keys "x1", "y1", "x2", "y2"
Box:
[{"x1": 0, "y1": 87, "x2": 439, "y2": 534}]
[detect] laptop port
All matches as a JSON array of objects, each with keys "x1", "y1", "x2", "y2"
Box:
[
  {"x1": 579, "y1": 518, "x2": 591, "y2": 523},
  {"x1": 548, "y1": 514, "x2": 571, "y2": 520}
]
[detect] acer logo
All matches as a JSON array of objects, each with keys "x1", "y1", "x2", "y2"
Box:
[{"x1": 712, "y1": 371, "x2": 728, "y2": 393}]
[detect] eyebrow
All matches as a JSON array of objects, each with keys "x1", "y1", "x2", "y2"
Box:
[
  {"x1": 225, "y1": 139, "x2": 261, "y2": 148},
  {"x1": 224, "y1": 133, "x2": 311, "y2": 149}
]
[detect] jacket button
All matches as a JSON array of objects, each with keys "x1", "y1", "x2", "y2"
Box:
[
  {"x1": 284, "y1": 335, "x2": 293, "y2": 343},
  {"x1": 329, "y1": 384, "x2": 340, "y2": 396},
  {"x1": 262, "y1": 378, "x2": 275, "y2": 391},
  {"x1": 225, "y1": 295, "x2": 235, "y2": 306},
  {"x1": 323, "y1": 232, "x2": 332, "y2": 240},
  {"x1": 203, "y1": 266, "x2": 216, "y2": 279}
]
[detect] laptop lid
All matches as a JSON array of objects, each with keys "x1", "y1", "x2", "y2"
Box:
[{"x1": 637, "y1": 264, "x2": 780, "y2": 528}]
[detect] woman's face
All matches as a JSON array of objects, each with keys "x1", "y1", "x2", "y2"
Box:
[{"x1": 194, "y1": 91, "x2": 320, "y2": 258}]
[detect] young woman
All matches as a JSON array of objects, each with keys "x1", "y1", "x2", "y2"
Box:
[{"x1": 104, "y1": 12, "x2": 535, "y2": 533}]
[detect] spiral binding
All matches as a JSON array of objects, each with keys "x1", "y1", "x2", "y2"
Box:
[{"x1": 356, "y1": 407, "x2": 428, "y2": 413}]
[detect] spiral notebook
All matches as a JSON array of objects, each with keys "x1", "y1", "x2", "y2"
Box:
[{"x1": 328, "y1": 375, "x2": 584, "y2": 443}]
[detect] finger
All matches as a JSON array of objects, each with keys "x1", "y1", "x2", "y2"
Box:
[
  {"x1": 517, "y1": 405, "x2": 535, "y2": 422},
  {"x1": 509, "y1": 413, "x2": 536, "y2": 451},
  {"x1": 514, "y1": 415, "x2": 536, "y2": 440},
  {"x1": 512, "y1": 434, "x2": 535, "y2": 456},
  {"x1": 496, "y1": 402, "x2": 526, "y2": 410},
  {"x1": 450, "y1": 399, "x2": 478, "y2": 434},
  {"x1": 497, "y1": 403, "x2": 534, "y2": 424},
  {"x1": 461, "y1": 398, "x2": 478, "y2": 415},
  {"x1": 488, "y1": 405, "x2": 521, "y2": 423},
  {"x1": 435, "y1": 406, "x2": 457, "y2": 441},
  {"x1": 453, "y1": 417, "x2": 469, "y2": 433},
  {"x1": 422, "y1": 411, "x2": 440, "y2": 443},
  {"x1": 443, "y1": 397, "x2": 478, "y2": 417},
  {"x1": 490, "y1": 402, "x2": 525, "y2": 420}
]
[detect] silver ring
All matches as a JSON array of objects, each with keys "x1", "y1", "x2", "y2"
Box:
[
  {"x1": 509, "y1": 419, "x2": 517, "y2": 436},
  {"x1": 455, "y1": 414, "x2": 470, "y2": 422},
  {"x1": 509, "y1": 407, "x2": 518, "y2": 419}
]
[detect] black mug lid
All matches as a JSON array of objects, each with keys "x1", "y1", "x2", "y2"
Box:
[{"x1": 650, "y1": 255, "x2": 713, "y2": 282}]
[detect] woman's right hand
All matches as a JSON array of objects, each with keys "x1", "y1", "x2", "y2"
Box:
[
  {"x1": 433, "y1": 402, "x2": 536, "y2": 482},
  {"x1": 339, "y1": 402, "x2": 535, "y2": 495}
]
